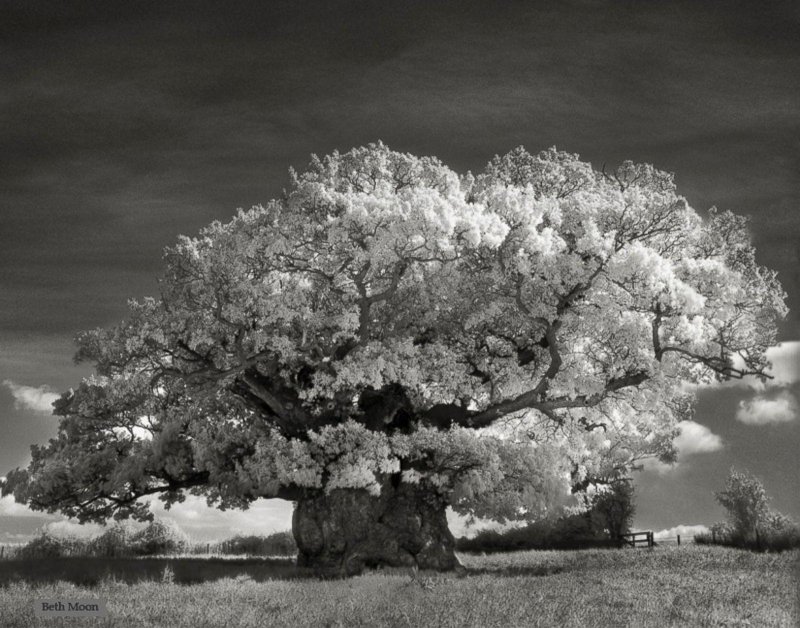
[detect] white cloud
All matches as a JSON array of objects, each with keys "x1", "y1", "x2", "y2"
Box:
[
  {"x1": 147, "y1": 495, "x2": 294, "y2": 541},
  {"x1": 763, "y1": 341, "x2": 800, "y2": 388},
  {"x1": 43, "y1": 520, "x2": 105, "y2": 539},
  {"x1": 112, "y1": 422, "x2": 154, "y2": 441},
  {"x1": 642, "y1": 420, "x2": 723, "y2": 474},
  {"x1": 673, "y1": 420, "x2": 723, "y2": 455},
  {"x1": 654, "y1": 524, "x2": 709, "y2": 540},
  {"x1": 690, "y1": 341, "x2": 799, "y2": 428},
  {"x1": 0, "y1": 493, "x2": 296, "y2": 544},
  {"x1": 2, "y1": 380, "x2": 59, "y2": 414},
  {"x1": 446, "y1": 510, "x2": 525, "y2": 539},
  {"x1": 0, "y1": 494, "x2": 39, "y2": 517},
  {"x1": 696, "y1": 341, "x2": 800, "y2": 392},
  {"x1": 0, "y1": 532, "x2": 30, "y2": 545},
  {"x1": 640, "y1": 458, "x2": 674, "y2": 474},
  {"x1": 736, "y1": 390, "x2": 798, "y2": 425}
]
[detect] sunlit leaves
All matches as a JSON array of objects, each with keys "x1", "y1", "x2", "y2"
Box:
[{"x1": 4, "y1": 142, "x2": 787, "y2": 525}]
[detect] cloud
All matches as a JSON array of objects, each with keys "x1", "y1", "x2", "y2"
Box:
[
  {"x1": 763, "y1": 342, "x2": 800, "y2": 388},
  {"x1": 42, "y1": 520, "x2": 104, "y2": 539},
  {"x1": 0, "y1": 532, "x2": 30, "y2": 544},
  {"x1": 2, "y1": 379, "x2": 59, "y2": 413},
  {"x1": 697, "y1": 342, "x2": 800, "y2": 392},
  {"x1": 0, "y1": 494, "x2": 38, "y2": 517},
  {"x1": 0, "y1": 493, "x2": 296, "y2": 544},
  {"x1": 736, "y1": 390, "x2": 798, "y2": 426},
  {"x1": 147, "y1": 495, "x2": 294, "y2": 541},
  {"x1": 446, "y1": 510, "x2": 525, "y2": 539},
  {"x1": 112, "y1": 421, "x2": 154, "y2": 441},
  {"x1": 673, "y1": 420, "x2": 724, "y2": 456},
  {"x1": 642, "y1": 420, "x2": 723, "y2": 474},
  {"x1": 653, "y1": 524, "x2": 709, "y2": 541}
]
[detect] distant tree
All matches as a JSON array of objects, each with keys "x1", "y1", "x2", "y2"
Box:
[
  {"x1": 591, "y1": 479, "x2": 635, "y2": 541},
  {"x1": 88, "y1": 523, "x2": 134, "y2": 557},
  {"x1": 128, "y1": 520, "x2": 188, "y2": 556},
  {"x1": 715, "y1": 468, "x2": 771, "y2": 542},
  {"x1": 708, "y1": 469, "x2": 800, "y2": 550},
  {"x1": 456, "y1": 482, "x2": 634, "y2": 553},
  {"x1": 19, "y1": 530, "x2": 84, "y2": 559},
  {"x1": 219, "y1": 531, "x2": 297, "y2": 556},
  {"x1": 2, "y1": 143, "x2": 786, "y2": 575},
  {"x1": 709, "y1": 521, "x2": 736, "y2": 540},
  {"x1": 715, "y1": 468, "x2": 797, "y2": 546}
]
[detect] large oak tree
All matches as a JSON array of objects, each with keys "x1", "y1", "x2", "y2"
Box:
[{"x1": 2, "y1": 144, "x2": 786, "y2": 574}]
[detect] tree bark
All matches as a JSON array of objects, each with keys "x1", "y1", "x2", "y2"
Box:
[{"x1": 292, "y1": 481, "x2": 461, "y2": 577}]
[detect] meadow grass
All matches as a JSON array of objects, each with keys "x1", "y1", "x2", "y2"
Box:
[{"x1": 1, "y1": 545, "x2": 797, "y2": 627}]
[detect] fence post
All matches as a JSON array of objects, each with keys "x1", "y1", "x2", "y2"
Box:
[
  {"x1": 1, "y1": 545, "x2": 4, "y2": 559},
  {"x1": 677, "y1": 534, "x2": 680, "y2": 546}
]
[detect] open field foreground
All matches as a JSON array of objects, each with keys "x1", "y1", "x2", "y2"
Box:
[{"x1": 1, "y1": 546, "x2": 798, "y2": 627}]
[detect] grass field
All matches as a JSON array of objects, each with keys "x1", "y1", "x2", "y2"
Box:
[{"x1": 1, "y1": 546, "x2": 797, "y2": 627}]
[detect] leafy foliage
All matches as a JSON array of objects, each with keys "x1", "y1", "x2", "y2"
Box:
[
  {"x1": 455, "y1": 516, "x2": 614, "y2": 553},
  {"x1": 13, "y1": 524, "x2": 298, "y2": 560},
  {"x1": 590, "y1": 479, "x2": 635, "y2": 541},
  {"x1": 698, "y1": 468, "x2": 800, "y2": 551},
  {"x1": 715, "y1": 468, "x2": 770, "y2": 540},
  {"x1": 1, "y1": 143, "x2": 786, "y2": 528},
  {"x1": 17, "y1": 531, "x2": 86, "y2": 559},
  {"x1": 216, "y1": 532, "x2": 297, "y2": 556},
  {"x1": 456, "y1": 479, "x2": 634, "y2": 553},
  {"x1": 87, "y1": 523, "x2": 135, "y2": 557},
  {"x1": 17, "y1": 521, "x2": 189, "y2": 558},
  {"x1": 128, "y1": 520, "x2": 189, "y2": 556}
]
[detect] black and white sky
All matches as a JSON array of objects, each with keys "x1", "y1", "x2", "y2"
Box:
[{"x1": 1, "y1": 0, "x2": 798, "y2": 541}]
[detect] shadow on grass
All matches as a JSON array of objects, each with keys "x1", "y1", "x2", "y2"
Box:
[
  {"x1": 0, "y1": 557, "x2": 317, "y2": 586},
  {"x1": 0, "y1": 557, "x2": 566, "y2": 587},
  {"x1": 461, "y1": 565, "x2": 565, "y2": 578}
]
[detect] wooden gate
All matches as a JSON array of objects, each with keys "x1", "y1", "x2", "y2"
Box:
[{"x1": 619, "y1": 531, "x2": 654, "y2": 548}]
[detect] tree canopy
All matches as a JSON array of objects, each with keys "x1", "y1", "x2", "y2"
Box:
[{"x1": 2, "y1": 143, "x2": 787, "y2": 526}]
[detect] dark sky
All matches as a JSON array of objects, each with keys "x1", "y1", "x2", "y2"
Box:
[{"x1": 1, "y1": 0, "x2": 798, "y2": 540}]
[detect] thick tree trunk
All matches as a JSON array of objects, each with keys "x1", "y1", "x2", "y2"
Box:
[{"x1": 292, "y1": 481, "x2": 460, "y2": 576}]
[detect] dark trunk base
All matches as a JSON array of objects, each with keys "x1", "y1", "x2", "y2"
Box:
[{"x1": 292, "y1": 483, "x2": 460, "y2": 576}]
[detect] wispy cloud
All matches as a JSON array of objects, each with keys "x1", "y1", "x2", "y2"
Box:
[
  {"x1": 2, "y1": 380, "x2": 59, "y2": 414},
  {"x1": 736, "y1": 390, "x2": 798, "y2": 426}
]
